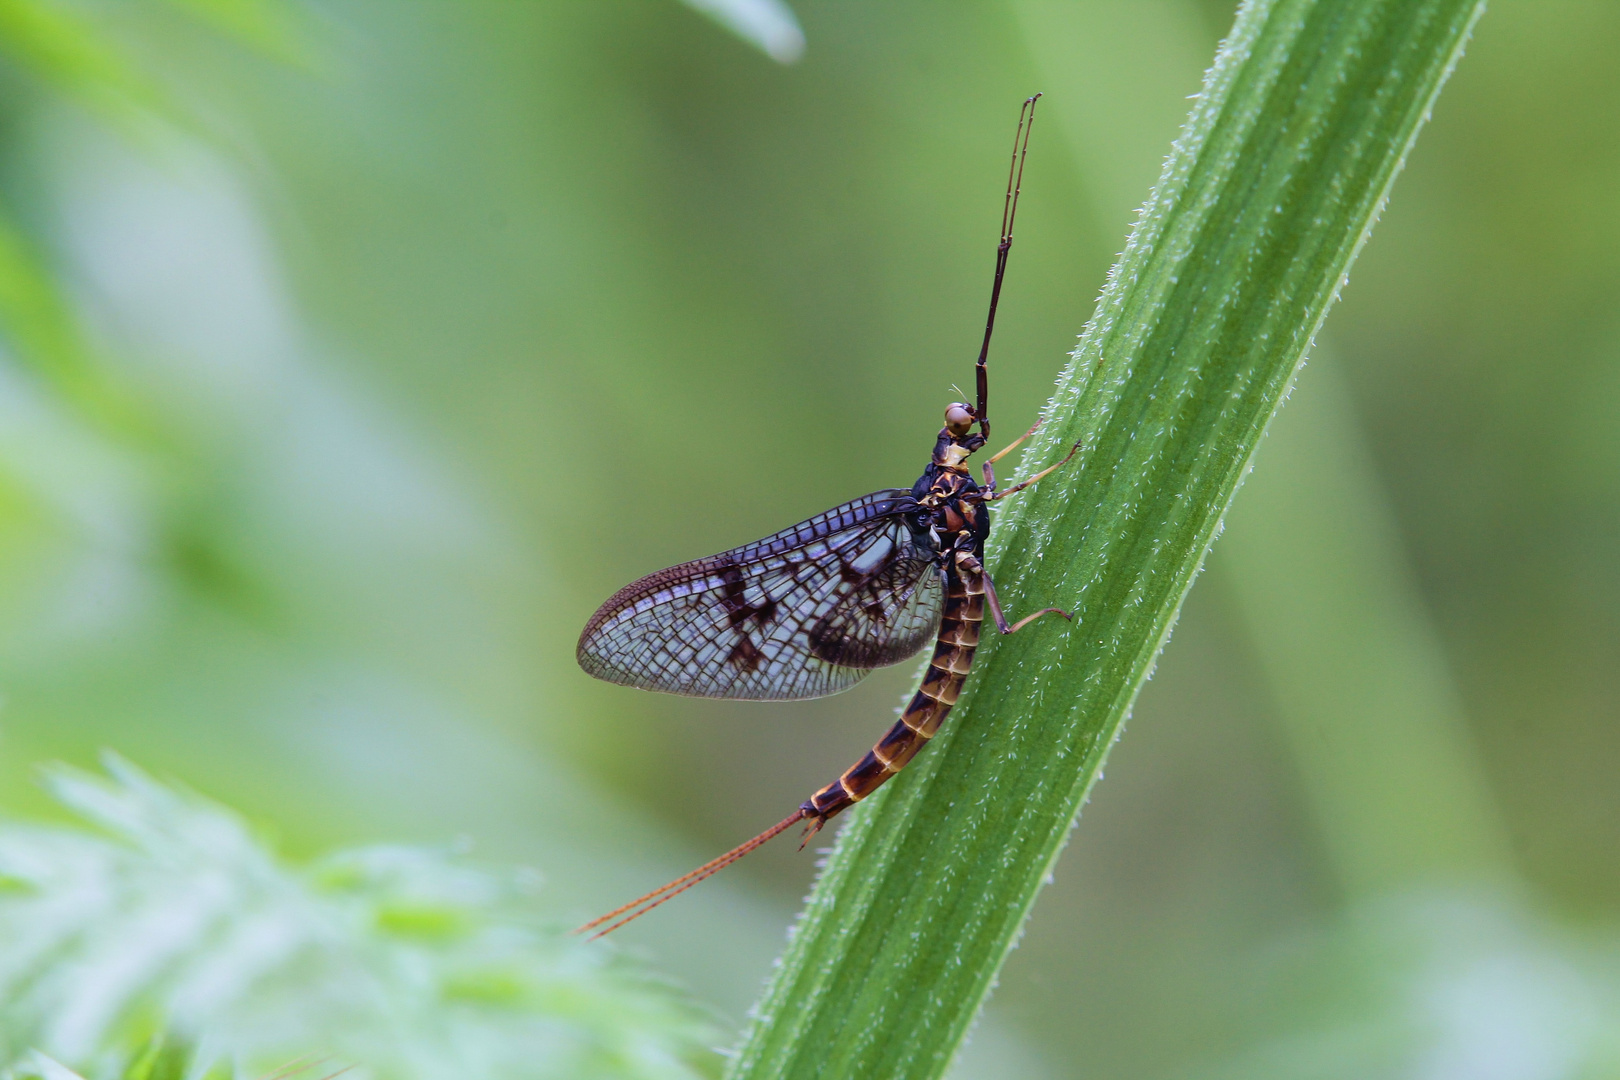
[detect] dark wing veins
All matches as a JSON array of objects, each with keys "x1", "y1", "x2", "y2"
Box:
[
  {"x1": 806, "y1": 549, "x2": 943, "y2": 669},
  {"x1": 577, "y1": 490, "x2": 943, "y2": 701}
]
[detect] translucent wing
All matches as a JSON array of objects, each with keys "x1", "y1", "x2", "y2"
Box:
[{"x1": 577, "y1": 490, "x2": 943, "y2": 700}]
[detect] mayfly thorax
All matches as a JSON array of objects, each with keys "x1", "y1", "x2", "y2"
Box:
[{"x1": 575, "y1": 95, "x2": 1080, "y2": 936}]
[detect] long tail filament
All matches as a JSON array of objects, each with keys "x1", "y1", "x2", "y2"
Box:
[{"x1": 575, "y1": 809, "x2": 808, "y2": 938}]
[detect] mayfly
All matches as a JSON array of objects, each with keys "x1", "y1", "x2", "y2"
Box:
[{"x1": 576, "y1": 95, "x2": 1078, "y2": 936}]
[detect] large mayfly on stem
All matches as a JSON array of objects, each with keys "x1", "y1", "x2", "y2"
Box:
[{"x1": 576, "y1": 95, "x2": 1080, "y2": 937}]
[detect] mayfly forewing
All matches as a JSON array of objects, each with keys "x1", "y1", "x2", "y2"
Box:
[{"x1": 576, "y1": 489, "x2": 936, "y2": 701}]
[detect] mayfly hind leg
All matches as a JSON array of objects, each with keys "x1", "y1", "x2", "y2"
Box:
[{"x1": 981, "y1": 567, "x2": 1071, "y2": 635}]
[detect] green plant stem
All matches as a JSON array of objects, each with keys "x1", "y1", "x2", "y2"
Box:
[{"x1": 727, "y1": 2, "x2": 1485, "y2": 1077}]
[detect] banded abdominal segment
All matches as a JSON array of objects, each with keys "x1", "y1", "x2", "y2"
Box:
[{"x1": 803, "y1": 549, "x2": 987, "y2": 821}]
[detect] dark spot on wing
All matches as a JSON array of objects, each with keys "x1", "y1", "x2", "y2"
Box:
[
  {"x1": 719, "y1": 560, "x2": 747, "y2": 600},
  {"x1": 806, "y1": 621, "x2": 846, "y2": 663},
  {"x1": 728, "y1": 635, "x2": 765, "y2": 672},
  {"x1": 719, "y1": 560, "x2": 753, "y2": 628},
  {"x1": 716, "y1": 558, "x2": 781, "y2": 630}
]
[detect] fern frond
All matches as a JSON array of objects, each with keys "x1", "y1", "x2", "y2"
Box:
[{"x1": 0, "y1": 755, "x2": 714, "y2": 1080}]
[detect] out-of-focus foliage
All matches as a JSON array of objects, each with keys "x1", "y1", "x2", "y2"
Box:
[
  {"x1": 678, "y1": 0, "x2": 804, "y2": 65},
  {"x1": 0, "y1": 0, "x2": 1615, "y2": 1078},
  {"x1": 1198, "y1": 891, "x2": 1620, "y2": 1079},
  {"x1": 0, "y1": 757, "x2": 713, "y2": 1080}
]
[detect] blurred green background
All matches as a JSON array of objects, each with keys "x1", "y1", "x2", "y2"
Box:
[{"x1": 1, "y1": 1, "x2": 1617, "y2": 1076}]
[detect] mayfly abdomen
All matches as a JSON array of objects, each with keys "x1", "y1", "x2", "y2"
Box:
[{"x1": 802, "y1": 550, "x2": 987, "y2": 820}]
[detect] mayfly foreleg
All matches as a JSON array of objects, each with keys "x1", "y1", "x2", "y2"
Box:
[
  {"x1": 980, "y1": 417, "x2": 1043, "y2": 490},
  {"x1": 985, "y1": 438, "x2": 1082, "y2": 503}
]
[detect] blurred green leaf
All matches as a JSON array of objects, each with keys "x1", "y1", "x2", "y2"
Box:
[
  {"x1": 0, "y1": 0, "x2": 305, "y2": 434},
  {"x1": 0, "y1": 209, "x2": 151, "y2": 443},
  {"x1": 0, "y1": 0, "x2": 165, "y2": 125},
  {"x1": 8, "y1": 1050, "x2": 91, "y2": 1080},
  {"x1": 678, "y1": 0, "x2": 804, "y2": 64},
  {"x1": 0, "y1": 755, "x2": 715, "y2": 1080},
  {"x1": 155, "y1": 0, "x2": 307, "y2": 65},
  {"x1": 729, "y1": 1, "x2": 1486, "y2": 1077}
]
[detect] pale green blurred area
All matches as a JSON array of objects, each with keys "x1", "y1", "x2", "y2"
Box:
[{"x1": 0, "y1": 1, "x2": 1617, "y2": 1077}]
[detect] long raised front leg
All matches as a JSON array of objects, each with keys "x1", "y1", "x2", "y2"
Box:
[
  {"x1": 980, "y1": 417, "x2": 1043, "y2": 491},
  {"x1": 986, "y1": 438, "x2": 1082, "y2": 502}
]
